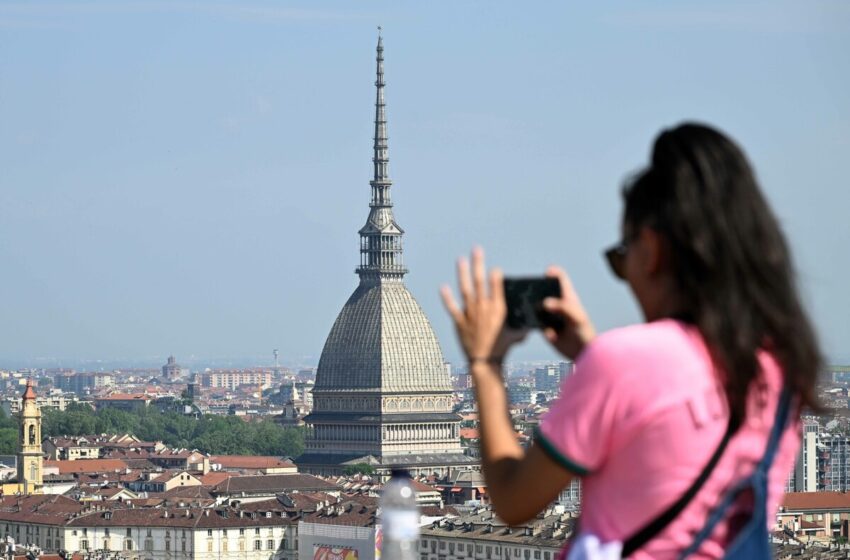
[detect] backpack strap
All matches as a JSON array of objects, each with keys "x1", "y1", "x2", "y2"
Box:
[
  {"x1": 676, "y1": 384, "x2": 793, "y2": 558},
  {"x1": 756, "y1": 384, "x2": 793, "y2": 474},
  {"x1": 620, "y1": 412, "x2": 736, "y2": 558}
]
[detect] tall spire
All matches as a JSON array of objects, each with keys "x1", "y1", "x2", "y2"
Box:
[
  {"x1": 357, "y1": 30, "x2": 407, "y2": 283},
  {"x1": 373, "y1": 29, "x2": 389, "y2": 189}
]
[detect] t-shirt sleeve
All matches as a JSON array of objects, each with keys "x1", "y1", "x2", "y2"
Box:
[{"x1": 535, "y1": 339, "x2": 628, "y2": 476}]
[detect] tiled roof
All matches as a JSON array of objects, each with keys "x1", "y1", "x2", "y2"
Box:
[
  {"x1": 196, "y1": 472, "x2": 234, "y2": 487},
  {"x1": 95, "y1": 393, "x2": 152, "y2": 401},
  {"x1": 781, "y1": 492, "x2": 850, "y2": 511},
  {"x1": 44, "y1": 459, "x2": 128, "y2": 474},
  {"x1": 210, "y1": 456, "x2": 296, "y2": 470},
  {"x1": 213, "y1": 474, "x2": 339, "y2": 495}
]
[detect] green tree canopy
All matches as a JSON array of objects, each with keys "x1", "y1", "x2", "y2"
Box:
[{"x1": 37, "y1": 403, "x2": 303, "y2": 457}]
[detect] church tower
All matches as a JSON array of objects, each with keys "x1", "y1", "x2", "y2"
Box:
[
  {"x1": 17, "y1": 378, "x2": 43, "y2": 494},
  {"x1": 297, "y1": 33, "x2": 474, "y2": 479}
]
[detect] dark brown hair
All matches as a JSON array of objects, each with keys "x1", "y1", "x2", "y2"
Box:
[{"x1": 623, "y1": 123, "x2": 821, "y2": 423}]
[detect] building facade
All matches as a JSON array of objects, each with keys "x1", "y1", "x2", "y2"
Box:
[
  {"x1": 0, "y1": 496, "x2": 298, "y2": 560},
  {"x1": 201, "y1": 370, "x2": 273, "y2": 391},
  {"x1": 54, "y1": 372, "x2": 114, "y2": 395},
  {"x1": 297, "y1": 35, "x2": 473, "y2": 479}
]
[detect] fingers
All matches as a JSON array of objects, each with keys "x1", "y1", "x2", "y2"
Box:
[
  {"x1": 471, "y1": 246, "x2": 486, "y2": 298},
  {"x1": 440, "y1": 285, "x2": 464, "y2": 323},
  {"x1": 457, "y1": 257, "x2": 473, "y2": 305},
  {"x1": 545, "y1": 265, "x2": 578, "y2": 301},
  {"x1": 490, "y1": 267, "x2": 504, "y2": 306}
]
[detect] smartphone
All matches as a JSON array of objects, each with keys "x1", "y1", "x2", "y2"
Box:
[{"x1": 503, "y1": 277, "x2": 565, "y2": 331}]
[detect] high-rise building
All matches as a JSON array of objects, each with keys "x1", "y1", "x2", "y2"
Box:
[
  {"x1": 298, "y1": 35, "x2": 474, "y2": 478},
  {"x1": 534, "y1": 365, "x2": 561, "y2": 392}
]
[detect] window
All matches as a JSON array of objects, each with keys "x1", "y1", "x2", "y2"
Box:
[
  {"x1": 524, "y1": 550, "x2": 530, "y2": 560},
  {"x1": 104, "y1": 528, "x2": 109, "y2": 536},
  {"x1": 267, "y1": 540, "x2": 274, "y2": 550},
  {"x1": 544, "y1": 553, "x2": 551, "y2": 560},
  {"x1": 487, "y1": 546, "x2": 492, "y2": 556},
  {"x1": 476, "y1": 545, "x2": 483, "y2": 553},
  {"x1": 255, "y1": 528, "x2": 260, "y2": 535},
  {"x1": 145, "y1": 540, "x2": 153, "y2": 551},
  {"x1": 182, "y1": 541, "x2": 187, "y2": 552},
  {"x1": 165, "y1": 530, "x2": 170, "y2": 537},
  {"x1": 126, "y1": 528, "x2": 132, "y2": 537},
  {"x1": 239, "y1": 528, "x2": 245, "y2": 535},
  {"x1": 81, "y1": 540, "x2": 89, "y2": 551},
  {"x1": 207, "y1": 541, "x2": 213, "y2": 553},
  {"x1": 207, "y1": 530, "x2": 213, "y2": 537},
  {"x1": 440, "y1": 542, "x2": 446, "y2": 550},
  {"x1": 125, "y1": 541, "x2": 133, "y2": 551},
  {"x1": 103, "y1": 540, "x2": 110, "y2": 551},
  {"x1": 534, "y1": 551, "x2": 540, "y2": 559},
  {"x1": 83, "y1": 529, "x2": 88, "y2": 536},
  {"x1": 72, "y1": 531, "x2": 77, "y2": 537},
  {"x1": 254, "y1": 540, "x2": 261, "y2": 551},
  {"x1": 147, "y1": 529, "x2": 152, "y2": 537},
  {"x1": 449, "y1": 543, "x2": 455, "y2": 553}
]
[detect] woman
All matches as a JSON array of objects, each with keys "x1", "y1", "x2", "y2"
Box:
[{"x1": 441, "y1": 123, "x2": 820, "y2": 559}]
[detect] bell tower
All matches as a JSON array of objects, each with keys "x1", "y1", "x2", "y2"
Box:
[{"x1": 17, "y1": 378, "x2": 43, "y2": 494}]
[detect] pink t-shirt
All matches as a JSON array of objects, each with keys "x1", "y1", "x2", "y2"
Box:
[{"x1": 537, "y1": 319, "x2": 800, "y2": 559}]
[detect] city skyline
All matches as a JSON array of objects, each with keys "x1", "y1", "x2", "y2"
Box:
[{"x1": 1, "y1": 2, "x2": 849, "y2": 365}]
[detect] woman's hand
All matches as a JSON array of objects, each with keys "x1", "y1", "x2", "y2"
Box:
[
  {"x1": 441, "y1": 247, "x2": 526, "y2": 363},
  {"x1": 542, "y1": 266, "x2": 596, "y2": 360}
]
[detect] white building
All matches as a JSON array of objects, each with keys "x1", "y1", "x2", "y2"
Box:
[{"x1": 0, "y1": 495, "x2": 298, "y2": 560}]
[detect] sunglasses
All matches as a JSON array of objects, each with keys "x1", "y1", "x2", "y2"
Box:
[{"x1": 603, "y1": 240, "x2": 630, "y2": 280}]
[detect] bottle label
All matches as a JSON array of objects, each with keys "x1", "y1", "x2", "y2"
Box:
[{"x1": 382, "y1": 509, "x2": 420, "y2": 541}]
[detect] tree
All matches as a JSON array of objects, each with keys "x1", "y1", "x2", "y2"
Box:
[
  {"x1": 343, "y1": 463, "x2": 374, "y2": 476},
  {"x1": 40, "y1": 404, "x2": 306, "y2": 457},
  {"x1": 0, "y1": 428, "x2": 17, "y2": 455}
]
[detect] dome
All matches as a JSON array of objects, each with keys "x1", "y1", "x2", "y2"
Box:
[{"x1": 315, "y1": 281, "x2": 452, "y2": 393}]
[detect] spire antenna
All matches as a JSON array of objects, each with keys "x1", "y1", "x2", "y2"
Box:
[{"x1": 356, "y1": 32, "x2": 407, "y2": 284}]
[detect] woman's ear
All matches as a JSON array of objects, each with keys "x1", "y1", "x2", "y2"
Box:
[{"x1": 639, "y1": 226, "x2": 668, "y2": 277}]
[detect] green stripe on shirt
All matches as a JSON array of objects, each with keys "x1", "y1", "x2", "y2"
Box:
[{"x1": 533, "y1": 427, "x2": 592, "y2": 476}]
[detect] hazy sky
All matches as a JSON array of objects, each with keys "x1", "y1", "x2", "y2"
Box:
[{"x1": 1, "y1": 1, "x2": 848, "y2": 368}]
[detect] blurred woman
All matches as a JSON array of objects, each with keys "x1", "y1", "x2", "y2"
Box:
[{"x1": 441, "y1": 123, "x2": 820, "y2": 559}]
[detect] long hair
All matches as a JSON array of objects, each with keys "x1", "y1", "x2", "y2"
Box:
[{"x1": 623, "y1": 123, "x2": 821, "y2": 423}]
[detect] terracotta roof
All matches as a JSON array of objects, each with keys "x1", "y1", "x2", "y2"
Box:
[
  {"x1": 211, "y1": 456, "x2": 296, "y2": 470},
  {"x1": 460, "y1": 428, "x2": 479, "y2": 439},
  {"x1": 44, "y1": 459, "x2": 128, "y2": 474},
  {"x1": 409, "y1": 480, "x2": 440, "y2": 494},
  {"x1": 782, "y1": 492, "x2": 850, "y2": 511},
  {"x1": 196, "y1": 472, "x2": 234, "y2": 487},
  {"x1": 22, "y1": 378, "x2": 36, "y2": 400},
  {"x1": 96, "y1": 393, "x2": 151, "y2": 401},
  {"x1": 0, "y1": 495, "x2": 83, "y2": 525},
  {"x1": 213, "y1": 474, "x2": 339, "y2": 495}
]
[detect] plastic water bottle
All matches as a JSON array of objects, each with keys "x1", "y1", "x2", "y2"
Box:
[{"x1": 379, "y1": 469, "x2": 420, "y2": 560}]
